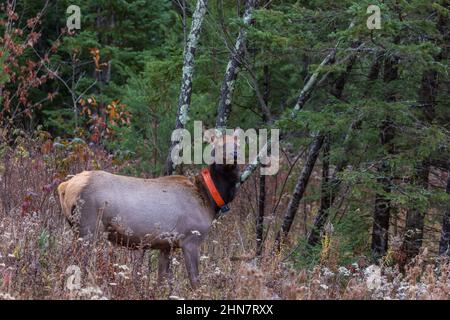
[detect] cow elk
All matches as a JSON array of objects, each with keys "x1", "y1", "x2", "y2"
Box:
[{"x1": 58, "y1": 130, "x2": 241, "y2": 288}]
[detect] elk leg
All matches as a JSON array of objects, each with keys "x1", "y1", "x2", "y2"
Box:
[
  {"x1": 182, "y1": 243, "x2": 200, "y2": 289},
  {"x1": 157, "y1": 248, "x2": 171, "y2": 284}
]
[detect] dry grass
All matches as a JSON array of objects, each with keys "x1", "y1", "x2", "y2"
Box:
[{"x1": 0, "y1": 137, "x2": 449, "y2": 300}]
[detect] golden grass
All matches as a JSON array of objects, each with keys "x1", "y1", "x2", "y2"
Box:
[{"x1": 0, "y1": 137, "x2": 448, "y2": 300}]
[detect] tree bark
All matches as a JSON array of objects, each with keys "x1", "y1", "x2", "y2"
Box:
[
  {"x1": 275, "y1": 134, "x2": 325, "y2": 246},
  {"x1": 306, "y1": 136, "x2": 330, "y2": 246},
  {"x1": 216, "y1": 0, "x2": 258, "y2": 129},
  {"x1": 402, "y1": 162, "x2": 431, "y2": 259},
  {"x1": 330, "y1": 52, "x2": 357, "y2": 99},
  {"x1": 256, "y1": 65, "x2": 270, "y2": 257},
  {"x1": 261, "y1": 64, "x2": 271, "y2": 123},
  {"x1": 372, "y1": 162, "x2": 393, "y2": 261},
  {"x1": 291, "y1": 48, "x2": 337, "y2": 113},
  {"x1": 439, "y1": 169, "x2": 450, "y2": 256},
  {"x1": 256, "y1": 166, "x2": 266, "y2": 256},
  {"x1": 165, "y1": 0, "x2": 208, "y2": 175}
]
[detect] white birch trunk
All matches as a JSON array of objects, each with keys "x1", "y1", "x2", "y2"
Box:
[
  {"x1": 215, "y1": 0, "x2": 258, "y2": 129},
  {"x1": 165, "y1": 0, "x2": 208, "y2": 175}
]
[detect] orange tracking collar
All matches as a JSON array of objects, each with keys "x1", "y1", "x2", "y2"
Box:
[{"x1": 201, "y1": 168, "x2": 230, "y2": 213}]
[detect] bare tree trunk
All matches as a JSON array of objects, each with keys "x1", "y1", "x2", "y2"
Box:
[
  {"x1": 216, "y1": 0, "x2": 258, "y2": 129},
  {"x1": 330, "y1": 52, "x2": 357, "y2": 99},
  {"x1": 402, "y1": 162, "x2": 430, "y2": 259},
  {"x1": 439, "y1": 169, "x2": 450, "y2": 256},
  {"x1": 365, "y1": 54, "x2": 382, "y2": 94},
  {"x1": 165, "y1": 0, "x2": 208, "y2": 175},
  {"x1": 371, "y1": 54, "x2": 398, "y2": 262},
  {"x1": 256, "y1": 166, "x2": 266, "y2": 256},
  {"x1": 372, "y1": 160, "x2": 393, "y2": 261},
  {"x1": 261, "y1": 64, "x2": 271, "y2": 123},
  {"x1": 275, "y1": 134, "x2": 325, "y2": 247},
  {"x1": 292, "y1": 49, "x2": 337, "y2": 113},
  {"x1": 306, "y1": 136, "x2": 330, "y2": 246},
  {"x1": 256, "y1": 65, "x2": 270, "y2": 257}
]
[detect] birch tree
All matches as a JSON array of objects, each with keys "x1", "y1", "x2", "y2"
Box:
[
  {"x1": 275, "y1": 134, "x2": 325, "y2": 247},
  {"x1": 276, "y1": 52, "x2": 357, "y2": 246},
  {"x1": 165, "y1": 0, "x2": 208, "y2": 175},
  {"x1": 215, "y1": 0, "x2": 258, "y2": 129},
  {"x1": 305, "y1": 119, "x2": 359, "y2": 247}
]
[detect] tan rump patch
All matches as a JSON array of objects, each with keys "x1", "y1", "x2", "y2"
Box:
[{"x1": 57, "y1": 171, "x2": 92, "y2": 218}]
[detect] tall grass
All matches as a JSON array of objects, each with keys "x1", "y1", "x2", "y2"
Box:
[{"x1": 0, "y1": 136, "x2": 448, "y2": 300}]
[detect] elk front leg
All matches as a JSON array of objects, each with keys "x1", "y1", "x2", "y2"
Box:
[
  {"x1": 182, "y1": 242, "x2": 200, "y2": 289},
  {"x1": 157, "y1": 248, "x2": 171, "y2": 284}
]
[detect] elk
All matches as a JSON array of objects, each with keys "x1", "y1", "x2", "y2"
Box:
[{"x1": 57, "y1": 130, "x2": 241, "y2": 288}]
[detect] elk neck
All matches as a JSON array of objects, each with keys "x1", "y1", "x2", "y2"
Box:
[{"x1": 196, "y1": 163, "x2": 240, "y2": 217}]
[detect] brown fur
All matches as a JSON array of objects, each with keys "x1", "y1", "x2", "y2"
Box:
[{"x1": 58, "y1": 132, "x2": 241, "y2": 288}]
